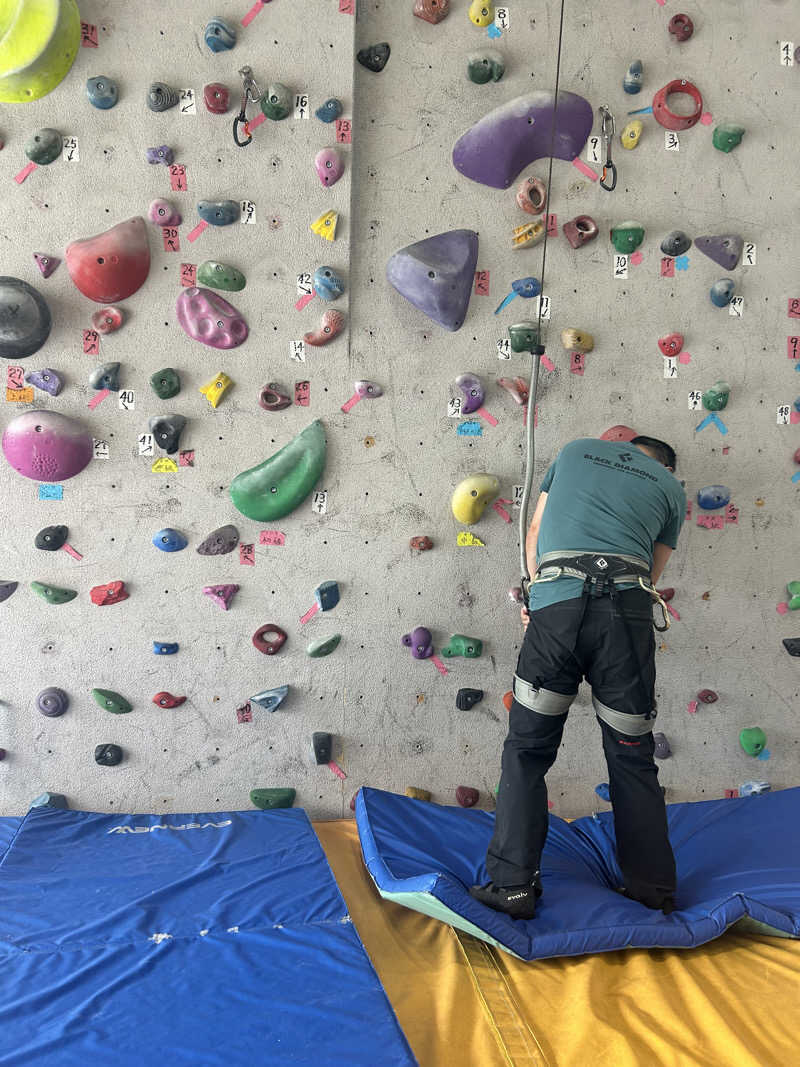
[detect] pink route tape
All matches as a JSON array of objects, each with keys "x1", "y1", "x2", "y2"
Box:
[
  {"x1": 239, "y1": 544, "x2": 255, "y2": 565},
  {"x1": 327, "y1": 760, "x2": 347, "y2": 780},
  {"x1": 341, "y1": 393, "x2": 360, "y2": 413},
  {"x1": 259, "y1": 530, "x2": 285, "y2": 546},
  {"x1": 572, "y1": 157, "x2": 598, "y2": 181},
  {"x1": 630, "y1": 251, "x2": 644, "y2": 266},
  {"x1": 546, "y1": 214, "x2": 558, "y2": 236},
  {"x1": 660, "y1": 257, "x2": 675, "y2": 278},
  {"x1": 476, "y1": 406, "x2": 498, "y2": 426},
  {"x1": 295, "y1": 292, "x2": 315, "y2": 311},
  {"x1": 187, "y1": 220, "x2": 208, "y2": 243},
  {"x1": 87, "y1": 389, "x2": 109, "y2": 409},
  {"x1": 14, "y1": 162, "x2": 37, "y2": 184},
  {"x1": 776, "y1": 602, "x2": 789, "y2": 615},
  {"x1": 62, "y1": 545, "x2": 83, "y2": 561},
  {"x1": 242, "y1": 0, "x2": 270, "y2": 27},
  {"x1": 667, "y1": 603, "x2": 680, "y2": 621},
  {"x1": 540, "y1": 355, "x2": 555, "y2": 372},
  {"x1": 687, "y1": 700, "x2": 698, "y2": 715},
  {"x1": 700, "y1": 113, "x2": 713, "y2": 126},
  {"x1": 247, "y1": 112, "x2": 267, "y2": 135},
  {"x1": 678, "y1": 350, "x2": 692, "y2": 365},
  {"x1": 570, "y1": 352, "x2": 585, "y2": 376},
  {"x1": 493, "y1": 500, "x2": 512, "y2": 524},
  {"x1": 430, "y1": 655, "x2": 448, "y2": 676},
  {"x1": 300, "y1": 603, "x2": 319, "y2": 624}
]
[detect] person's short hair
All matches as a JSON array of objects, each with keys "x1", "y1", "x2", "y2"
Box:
[{"x1": 631, "y1": 436, "x2": 677, "y2": 471}]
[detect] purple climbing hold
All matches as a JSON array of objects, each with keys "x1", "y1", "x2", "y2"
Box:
[
  {"x1": 401, "y1": 626, "x2": 434, "y2": 659},
  {"x1": 2, "y1": 410, "x2": 93, "y2": 482},
  {"x1": 146, "y1": 145, "x2": 174, "y2": 166},
  {"x1": 455, "y1": 372, "x2": 484, "y2": 414},
  {"x1": 386, "y1": 229, "x2": 479, "y2": 332},
  {"x1": 33, "y1": 253, "x2": 60, "y2": 279},
  {"x1": 203, "y1": 583, "x2": 239, "y2": 610},
  {"x1": 176, "y1": 287, "x2": 249, "y2": 349},
  {"x1": 653, "y1": 732, "x2": 672, "y2": 759},
  {"x1": 36, "y1": 687, "x2": 69, "y2": 718},
  {"x1": 25, "y1": 368, "x2": 63, "y2": 396},
  {"x1": 695, "y1": 234, "x2": 744, "y2": 272},
  {"x1": 452, "y1": 91, "x2": 594, "y2": 189},
  {"x1": 197, "y1": 525, "x2": 239, "y2": 556}
]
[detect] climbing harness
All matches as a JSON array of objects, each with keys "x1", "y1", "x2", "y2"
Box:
[
  {"x1": 599, "y1": 105, "x2": 618, "y2": 191},
  {"x1": 233, "y1": 65, "x2": 263, "y2": 147}
]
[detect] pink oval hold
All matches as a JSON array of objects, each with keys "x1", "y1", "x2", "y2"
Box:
[
  {"x1": 304, "y1": 309, "x2": 345, "y2": 346},
  {"x1": 147, "y1": 199, "x2": 182, "y2": 227},
  {"x1": 65, "y1": 217, "x2": 151, "y2": 304},
  {"x1": 2, "y1": 409, "x2": 93, "y2": 482},
  {"x1": 600, "y1": 425, "x2": 638, "y2": 442},
  {"x1": 175, "y1": 287, "x2": 248, "y2": 349},
  {"x1": 314, "y1": 147, "x2": 344, "y2": 187},
  {"x1": 91, "y1": 306, "x2": 123, "y2": 334}
]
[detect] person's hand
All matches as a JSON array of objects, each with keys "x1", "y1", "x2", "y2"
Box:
[{"x1": 520, "y1": 607, "x2": 530, "y2": 630}]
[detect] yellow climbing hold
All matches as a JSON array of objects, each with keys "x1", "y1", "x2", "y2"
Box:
[
  {"x1": 468, "y1": 0, "x2": 494, "y2": 28},
  {"x1": 511, "y1": 221, "x2": 545, "y2": 250},
  {"x1": 620, "y1": 119, "x2": 643, "y2": 150},
  {"x1": 405, "y1": 787, "x2": 432, "y2": 801},
  {"x1": 0, "y1": 0, "x2": 81, "y2": 103},
  {"x1": 200, "y1": 371, "x2": 233, "y2": 408},
  {"x1": 452, "y1": 474, "x2": 500, "y2": 525},
  {"x1": 310, "y1": 210, "x2": 339, "y2": 242},
  {"x1": 152, "y1": 457, "x2": 178, "y2": 473},
  {"x1": 457, "y1": 531, "x2": 485, "y2": 547}
]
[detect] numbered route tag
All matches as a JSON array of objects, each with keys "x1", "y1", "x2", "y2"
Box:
[
  {"x1": 294, "y1": 94, "x2": 309, "y2": 119},
  {"x1": 297, "y1": 272, "x2": 313, "y2": 296},
  {"x1": 138, "y1": 433, "x2": 154, "y2": 457},
  {"x1": 495, "y1": 6, "x2": 510, "y2": 29},
  {"x1": 162, "y1": 227, "x2": 179, "y2": 252},
  {"x1": 240, "y1": 199, "x2": 256, "y2": 224},
  {"x1": 614, "y1": 255, "x2": 628, "y2": 279},
  {"x1": 729, "y1": 296, "x2": 744, "y2": 317},
  {"x1": 169, "y1": 164, "x2": 187, "y2": 192},
  {"x1": 335, "y1": 118, "x2": 352, "y2": 143},
  {"x1": 82, "y1": 330, "x2": 99, "y2": 355},
  {"x1": 665, "y1": 130, "x2": 680, "y2": 151},
  {"x1": 92, "y1": 438, "x2": 110, "y2": 459},
  {"x1": 536, "y1": 294, "x2": 551, "y2": 319},
  {"x1": 780, "y1": 42, "x2": 795, "y2": 67},
  {"x1": 496, "y1": 338, "x2": 511, "y2": 360},
  {"x1": 512, "y1": 485, "x2": 524, "y2": 507},
  {"x1": 289, "y1": 340, "x2": 306, "y2": 363},
  {"x1": 118, "y1": 389, "x2": 135, "y2": 411},
  {"x1": 179, "y1": 89, "x2": 196, "y2": 115},
  {"x1": 62, "y1": 136, "x2": 79, "y2": 162},
  {"x1": 586, "y1": 135, "x2": 601, "y2": 164},
  {"x1": 474, "y1": 270, "x2": 490, "y2": 295},
  {"x1": 663, "y1": 357, "x2": 678, "y2": 379},
  {"x1": 688, "y1": 390, "x2": 702, "y2": 411},
  {"x1": 788, "y1": 337, "x2": 800, "y2": 360},
  {"x1": 448, "y1": 397, "x2": 463, "y2": 417},
  {"x1": 743, "y1": 242, "x2": 756, "y2": 266},
  {"x1": 312, "y1": 490, "x2": 328, "y2": 515},
  {"x1": 777, "y1": 404, "x2": 791, "y2": 425},
  {"x1": 789, "y1": 299, "x2": 800, "y2": 319},
  {"x1": 180, "y1": 263, "x2": 196, "y2": 287},
  {"x1": 660, "y1": 256, "x2": 675, "y2": 278}
]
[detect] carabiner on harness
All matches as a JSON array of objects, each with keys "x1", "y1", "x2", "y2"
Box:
[
  {"x1": 233, "y1": 65, "x2": 264, "y2": 147},
  {"x1": 598, "y1": 105, "x2": 617, "y2": 192}
]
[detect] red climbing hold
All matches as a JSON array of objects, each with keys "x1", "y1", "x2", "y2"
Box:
[
  {"x1": 658, "y1": 333, "x2": 684, "y2": 357},
  {"x1": 65, "y1": 217, "x2": 151, "y2": 304},
  {"x1": 456, "y1": 786, "x2": 479, "y2": 808},
  {"x1": 600, "y1": 425, "x2": 638, "y2": 442},
  {"x1": 90, "y1": 580, "x2": 129, "y2": 606},
  {"x1": 503, "y1": 690, "x2": 513, "y2": 713},
  {"x1": 152, "y1": 692, "x2": 186, "y2": 708},
  {"x1": 697, "y1": 689, "x2": 718, "y2": 704}
]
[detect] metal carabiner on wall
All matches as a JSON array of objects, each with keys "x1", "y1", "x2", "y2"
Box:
[
  {"x1": 233, "y1": 65, "x2": 264, "y2": 147},
  {"x1": 598, "y1": 105, "x2": 617, "y2": 192}
]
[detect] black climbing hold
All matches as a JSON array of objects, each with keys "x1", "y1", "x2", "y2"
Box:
[
  {"x1": 95, "y1": 743, "x2": 123, "y2": 766},
  {"x1": 659, "y1": 230, "x2": 692, "y2": 258},
  {"x1": 197, "y1": 524, "x2": 239, "y2": 556},
  {"x1": 35, "y1": 525, "x2": 68, "y2": 551},
  {"x1": 313, "y1": 731, "x2": 332, "y2": 765},
  {"x1": 782, "y1": 637, "x2": 800, "y2": 657},
  {"x1": 0, "y1": 581, "x2": 19, "y2": 603},
  {"x1": 0, "y1": 277, "x2": 52, "y2": 361},
  {"x1": 456, "y1": 688, "x2": 484, "y2": 711},
  {"x1": 357, "y1": 43, "x2": 390, "y2": 73},
  {"x1": 149, "y1": 413, "x2": 187, "y2": 455},
  {"x1": 30, "y1": 792, "x2": 68, "y2": 809}
]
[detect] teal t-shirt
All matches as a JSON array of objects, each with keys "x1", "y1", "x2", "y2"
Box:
[{"x1": 529, "y1": 438, "x2": 686, "y2": 612}]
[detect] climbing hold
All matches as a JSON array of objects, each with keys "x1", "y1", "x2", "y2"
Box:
[
  {"x1": 702, "y1": 381, "x2": 730, "y2": 411},
  {"x1": 230, "y1": 420, "x2": 327, "y2": 522},
  {"x1": 250, "y1": 686, "x2": 289, "y2": 712},
  {"x1": 660, "y1": 231, "x2": 692, "y2": 257},
  {"x1": 303, "y1": 309, "x2": 345, "y2": 346},
  {"x1": 452, "y1": 91, "x2": 593, "y2": 189},
  {"x1": 623, "y1": 60, "x2": 643, "y2": 95},
  {"x1": 34, "y1": 525, "x2": 68, "y2": 551},
  {"x1": 697, "y1": 485, "x2": 731, "y2": 510},
  {"x1": 563, "y1": 215, "x2": 598, "y2": 249},
  {"x1": 251, "y1": 788, "x2": 295, "y2": 809},
  {"x1": 36, "y1": 687, "x2": 69, "y2": 718},
  {"x1": 153, "y1": 641, "x2": 178, "y2": 655},
  {"x1": 149, "y1": 368, "x2": 181, "y2": 400},
  {"x1": 25, "y1": 368, "x2": 62, "y2": 396},
  {"x1": 456, "y1": 786, "x2": 479, "y2": 807},
  {"x1": 147, "y1": 199, "x2": 182, "y2": 227},
  {"x1": 652, "y1": 79, "x2": 702, "y2": 131},
  {"x1": 595, "y1": 783, "x2": 611, "y2": 803},
  {"x1": 197, "y1": 525, "x2": 239, "y2": 556},
  {"x1": 503, "y1": 691, "x2": 513, "y2": 712},
  {"x1": 147, "y1": 82, "x2": 179, "y2": 111},
  {"x1": 309, "y1": 210, "x2": 339, "y2": 241},
  {"x1": 610, "y1": 221, "x2": 645, "y2": 254},
  {"x1": 33, "y1": 253, "x2": 60, "y2": 279},
  {"x1": 24, "y1": 128, "x2": 62, "y2": 165},
  {"x1": 177, "y1": 288, "x2": 248, "y2": 349},
  {"x1": 315, "y1": 98, "x2": 342, "y2": 123},
  {"x1": 739, "y1": 781, "x2": 771, "y2": 797},
  {"x1": 86, "y1": 75, "x2": 118, "y2": 109},
  {"x1": 197, "y1": 200, "x2": 240, "y2": 226},
  {"x1": 149, "y1": 414, "x2": 187, "y2": 454},
  {"x1": 314, "y1": 581, "x2": 340, "y2": 612},
  {"x1": 315, "y1": 147, "x2": 344, "y2": 187},
  {"x1": 252, "y1": 624, "x2": 288, "y2": 655},
  {"x1": 259, "y1": 383, "x2": 292, "y2": 411},
  {"x1": 600, "y1": 425, "x2": 638, "y2": 442},
  {"x1": 65, "y1": 217, "x2": 150, "y2": 304},
  {"x1": 152, "y1": 528, "x2": 188, "y2": 553},
  {"x1": 712, "y1": 123, "x2": 745, "y2": 153},
  {"x1": 497, "y1": 377, "x2": 529, "y2": 405},
  {"x1": 204, "y1": 82, "x2": 230, "y2": 114},
  {"x1": 313, "y1": 266, "x2": 344, "y2": 301},
  {"x1": 414, "y1": 0, "x2": 449, "y2": 22},
  {"x1": 357, "y1": 43, "x2": 390, "y2": 72},
  {"x1": 88, "y1": 362, "x2": 121, "y2": 391},
  {"x1": 452, "y1": 474, "x2": 500, "y2": 524},
  {"x1": 90, "y1": 580, "x2": 129, "y2": 606},
  {"x1": 203, "y1": 584, "x2": 239, "y2": 611},
  {"x1": 782, "y1": 638, "x2": 800, "y2": 657},
  {"x1": 494, "y1": 276, "x2": 540, "y2": 315},
  {"x1": 516, "y1": 176, "x2": 547, "y2": 216},
  {"x1": 668, "y1": 13, "x2": 694, "y2": 42},
  {"x1": 2, "y1": 410, "x2": 93, "y2": 481},
  {"x1": 30, "y1": 792, "x2": 69, "y2": 810},
  {"x1": 196, "y1": 261, "x2": 246, "y2": 292},
  {"x1": 620, "y1": 119, "x2": 643, "y2": 150},
  {"x1": 95, "y1": 743, "x2": 123, "y2": 766},
  {"x1": 0, "y1": 581, "x2": 18, "y2": 603},
  {"x1": 91, "y1": 307, "x2": 124, "y2": 335},
  {"x1": 204, "y1": 16, "x2": 236, "y2": 52},
  {"x1": 0, "y1": 277, "x2": 51, "y2": 360},
  {"x1": 695, "y1": 235, "x2": 743, "y2": 271},
  {"x1": 313, "y1": 732, "x2": 333, "y2": 765},
  {"x1": 259, "y1": 82, "x2": 292, "y2": 120},
  {"x1": 152, "y1": 692, "x2": 186, "y2": 708},
  {"x1": 200, "y1": 372, "x2": 234, "y2": 408},
  {"x1": 406, "y1": 787, "x2": 432, "y2": 801},
  {"x1": 401, "y1": 626, "x2": 434, "y2": 660},
  {"x1": 561, "y1": 328, "x2": 593, "y2": 354},
  {"x1": 658, "y1": 333, "x2": 684, "y2": 357},
  {"x1": 411, "y1": 536, "x2": 434, "y2": 551},
  {"x1": 739, "y1": 726, "x2": 766, "y2": 757},
  {"x1": 455, "y1": 373, "x2": 485, "y2": 414},
  {"x1": 710, "y1": 279, "x2": 735, "y2": 308},
  {"x1": 697, "y1": 689, "x2": 718, "y2": 704},
  {"x1": 442, "y1": 634, "x2": 483, "y2": 658},
  {"x1": 146, "y1": 145, "x2": 174, "y2": 166},
  {"x1": 658, "y1": 588, "x2": 675, "y2": 602},
  {"x1": 511, "y1": 221, "x2": 544, "y2": 249},
  {"x1": 653, "y1": 732, "x2": 672, "y2": 759},
  {"x1": 307, "y1": 634, "x2": 342, "y2": 657},
  {"x1": 468, "y1": 0, "x2": 493, "y2": 27},
  {"x1": 787, "y1": 582, "x2": 800, "y2": 611},
  {"x1": 467, "y1": 50, "x2": 505, "y2": 85},
  {"x1": 456, "y1": 688, "x2": 483, "y2": 710},
  {"x1": 92, "y1": 689, "x2": 132, "y2": 714},
  {"x1": 386, "y1": 229, "x2": 479, "y2": 332},
  {"x1": 0, "y1": 0, "x2": 80, "y2": 104}
]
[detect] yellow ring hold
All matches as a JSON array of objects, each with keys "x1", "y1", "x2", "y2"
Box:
[
  {"x1": 620, "y1": 119, "x2": 643, "y2": 150},
  {"x1": 451, "y1": 474, "x2": 500, "y2": 525},
  {"x1": 561, "y1": 328, "x2": 594, "y2": 354},
  {"x1": 0, "y1": 0, "x2": 81, "y2": 103},
  {"x1": 512, "y1": 221, "x2": 545, "y2": 250},
  {"x1": 468, "y1": 0, "x2": 494, "y2": 27}
]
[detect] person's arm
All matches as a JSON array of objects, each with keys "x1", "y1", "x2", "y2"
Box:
[
  {"x1": 651, "y1": 542, "x2": 672, "y2": 586},
  {"x1": 525, "y1": 491, "x2": 548, "y2": 578}
]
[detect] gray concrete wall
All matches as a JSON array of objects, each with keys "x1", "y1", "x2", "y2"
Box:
[{"x1": 0, "y1": 0, "x2": 797, "y2": 817}]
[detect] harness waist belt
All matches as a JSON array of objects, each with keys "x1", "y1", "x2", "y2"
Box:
[{"x1": 534, "y1": 550, "x2": 651, "y2": 586}]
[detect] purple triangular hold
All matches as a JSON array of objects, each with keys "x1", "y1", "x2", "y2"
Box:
[
  {"x1": 386, "y1": 229, "x2": 479, "y2": 332},
  {"x1": 33, "y1": 253, "x2": 61, "y2": 279},
  {"x1": 694, "y1": 235, "x2": 743, "y2": 271},
  {"x1": 202, "y1": 583, "x2": 239, "y2": 610}
]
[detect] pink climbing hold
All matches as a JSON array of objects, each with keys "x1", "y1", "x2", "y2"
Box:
[
  {"x1": 600, "y1": 425, "x2": 638, "y2": 442},
  {"x1": 65, "y1": 217, "x2": 151, "y2": 304},
  {"x1": 176, "y1": 287, "x2": 249, "y2": 349},
  {"x1": 314, "y1": 147, "x2": 344, "y2": 187},
  {"x1": 303, "y1": 309, "x2": 345, "y2": 346},
  {"x1": 91, "y1": 306, "x2": 123, "y2": 334},
  {"x1": 203, "y1": 583, "x2": 239, "y2": 610},
  {"x1": 33, "y1": 253, "x2": 60, "y2": 278}
]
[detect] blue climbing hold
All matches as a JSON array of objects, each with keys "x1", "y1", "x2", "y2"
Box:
[
  {"x1": 204, "y1": 17, "x2": 237, "y2": 53},
  {"x1": 313, "y1": 266, "x2": 344, "y2": 300},
  {"x1": 315, "y1": 581, "x2": 340, "y2": 611},
  {"x1": 710, "y1": 279, "x2": 735, "y2": 308},
  {"x1": 197, "y1": 200, "x2": 240, "y2": 226},
  {"x1": 250, "y1": 685, "x2": 289, "y2": 712},
  {"x1": 623, "y1": 60, "x2": 643, "y2": 95},
  {"x1": 86, "y1": 75, "x2": 118, "y2": 110},
  {"x1": 153, "y1": 641, "x2": 179, "y2": 655},
  {"x1": 697, "y1": 485, "x2": 731, "y2": 510},
  {"x1": 315, "y1": 98, "x2": 342, "y2": 123},
  {"x1": 595, "y1": 783, "x2": 611, "y2": 802},
  {"x1": 30, "y1": 792, "x2": 68, "y2": 810},
  {"x1": 740, "y1": 781, "x2": 771, "y2": 797},
  {"x1": 152, "y1": 528, "x2": 188, "y2": 552}
]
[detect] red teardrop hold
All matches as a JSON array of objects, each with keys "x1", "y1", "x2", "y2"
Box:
[
  {"x1": 66, "y1": 217, "x2": 151, "y2": 303},
  {"x1": 153, "y1": 691, "x2": 186, "y2": 708},
  {"x1": 90, "y1": 580, "x2": 129, "y2": 606}
]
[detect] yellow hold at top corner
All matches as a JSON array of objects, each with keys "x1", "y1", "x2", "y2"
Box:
[{"x1": 0, "y1": 0, "x2": 80, "y2": 103}]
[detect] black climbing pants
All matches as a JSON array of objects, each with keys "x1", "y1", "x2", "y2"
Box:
[{"x1": 486, "y1": 588, "x2": 677, "y2": 907}]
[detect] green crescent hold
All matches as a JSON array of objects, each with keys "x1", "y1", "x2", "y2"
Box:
[{"x1": 229, "y1": 420, "x2": 327, "y2": 522}]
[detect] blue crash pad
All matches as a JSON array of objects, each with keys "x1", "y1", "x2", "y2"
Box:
[
  {"x1": 0, "y1": 806, "x2": 416, "y2": 1066},
  {"x1": 356, "y1": 785, "x2": 800, "y2": 961}
]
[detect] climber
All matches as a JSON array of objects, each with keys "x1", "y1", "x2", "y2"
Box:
[{"x1": 471, "y1": 435, "x2": 686, "y2": 920}]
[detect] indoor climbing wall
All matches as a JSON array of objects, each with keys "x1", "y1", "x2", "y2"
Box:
[{"x1": 0, "y1": 0, "x2": 797, "y2": 819}]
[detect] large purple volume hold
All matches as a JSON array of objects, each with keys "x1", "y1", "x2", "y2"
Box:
[
  {"x1": 2, "y1": 410, "x2": 93, "y2": 482},
  {"x1": 452, "y1": 91, "x2": 594, "y2": 189},
  {"x1": 175, "y1": 287, "x2": 248, "y2": 349},
  {"x1": 386, "y1": 229, "x2": 479, "y2": 332}
]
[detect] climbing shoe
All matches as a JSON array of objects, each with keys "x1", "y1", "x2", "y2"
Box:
[
  {"x1": 616, "y1": 886, "x2": 676, "y2": 915},
  {"x1": 469, "y1": 875, "x2": 542, "y2": 920}
]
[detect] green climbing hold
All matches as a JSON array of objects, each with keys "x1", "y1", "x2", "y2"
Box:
[
  {"x1": 149, "y1": 367, "x2": 181, "y2": 399},
  {"x1": 702, "y1": 380, "x2": 730, "y2": 412},
  {"x1": 508, "y1": 321, "x2": 541, "y2": 353},
  {"x1": 712, "y1": 123, "x2": 745, "y2": 153},
  {"x1": 441, "y1": 634, "x2": 483, "y2": 658},
  {"x1": 24, "y1": 128, "x2": 63, "y2": 166},
  {"x1": 307, "y1": 633, "x2": 342, "y2": 657},
  {"x1": 610, "y1": 221, "x2": 645, "y2": 254},
  {"x1": 739, "y1": 726, "x2": 766, "y2": 757},
  {"x1": 467, "y1": 50, "x2": 505, "y2": 85},
  {"x1": 260, "y1": 82, "x2": 292, "y2": 120},
  {"x1": 787, "y1": 581, "x2": 800, "y2": 610},
  {"x1": 229, "y1": 420, "x2": 327, "y2": 522},
  {"x1": 31, "y1": 581, "x2": 77, "y2": 605},
  {"x1": 91, "y1": 688, "x2": 132, "y2": 714},
  {"x1": 250, "y1": 788, "x2": 296, "y2": 809},
  {"x1": 197, "y1": 261, "x2": 246, "y2": 292}
]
